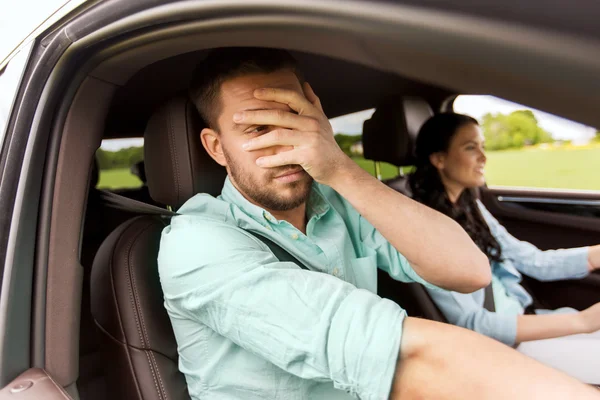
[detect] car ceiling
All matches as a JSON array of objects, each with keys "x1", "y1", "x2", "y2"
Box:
[{"x1": 103, "y1": 49, "x2": 452, "y2": 139}]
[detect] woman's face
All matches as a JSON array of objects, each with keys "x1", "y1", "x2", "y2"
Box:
[{"x1": 431, "y1": 123, "x2": 487, "y2": 194}]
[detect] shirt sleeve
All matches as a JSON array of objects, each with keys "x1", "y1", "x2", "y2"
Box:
[
  {"x1": 425, "y1": 286, "x2": 518, "y2": 346},
  {"x1": 159, "y1": 215, "x2": 405, "y2": 400},
  {"x1": 477, "y1": 201, "x2": 589, "y2": 281}
]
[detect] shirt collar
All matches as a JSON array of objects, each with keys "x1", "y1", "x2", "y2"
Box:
[{"x1": 219, "y1": 175, "x2": 330, "y2": 225}]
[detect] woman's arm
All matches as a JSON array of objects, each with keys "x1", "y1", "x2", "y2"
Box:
[
  {"x1": 516, "y1": 302, "x2": 600, "y2": 343},
  {"x1": 587, "y1": 245, "x2": 600, "y2": 271},
  {"x1": 477, "y1": 201, "x2": 590, "y2": 281}
]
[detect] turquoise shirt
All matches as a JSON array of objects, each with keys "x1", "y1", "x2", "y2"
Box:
[
  {"x1": 426, "y1": 200, "x2": 589, "y2": 345},
  {"x1": 158, "y1": 177, "x2": 437, "y2": 400}
]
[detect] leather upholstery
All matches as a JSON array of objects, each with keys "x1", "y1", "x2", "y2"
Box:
[
  {"x1": 144, "y1": 96, "x2": 226, "y2": 209},
  {"x1": 91, "y1": 216, "x2": 190, "y2": 400},
  {"x1": 0, "y1": 369, "x2": 71, "y2": 400},
  {"x1": 90, "y1": 97, "x2": 220, "y2": 400},
  {"x1": 362, "y1": 96, "x2": 433, "y2": 168}
]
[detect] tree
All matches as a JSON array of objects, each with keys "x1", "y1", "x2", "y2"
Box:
[
  {"x1": 96, "y1": 146, "x2": 144, "y2": 170},
  {"x1": 481, "y1": 110, "x2": 553, "y2": 151},
  {"x1": 334, "y1": 133, "x2": 361, "y2": 157}
]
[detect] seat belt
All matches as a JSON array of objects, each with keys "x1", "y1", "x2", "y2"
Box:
[
  {"x1": 98, "y1": 190, "x2": 309, "y2": 270},
  {"x1": 483, "y1": 283, "x2": 496, "y2": 312}
]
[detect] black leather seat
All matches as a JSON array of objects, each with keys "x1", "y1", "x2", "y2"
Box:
[
  {"x1": 91, "y1": 97, "x2": 226, "y2": 400},
  {"x1": 362, "y1": 97, "x2": 434, "y2": 196},
  {"x1": 362, "y1": 97, "x2": 447, "y2": 322}
]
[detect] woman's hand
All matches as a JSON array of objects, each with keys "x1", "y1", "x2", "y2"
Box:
[
  {"x1": 587, "y1": 245, "x2": 600, "y2": 272},
  {"x1": 579, "y1": 302, "x2": 600, "y2": 334}
]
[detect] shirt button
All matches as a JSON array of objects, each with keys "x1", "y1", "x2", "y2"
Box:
[
  {"x1": 264, "y1": 214, "x2": 272, "y2": 221},
  {"x1": 290, "y1": 233, "x2": 299, "y2": 240},
  {"x1": 333, "y1": 268, "x2": 340, "y2": 277}
]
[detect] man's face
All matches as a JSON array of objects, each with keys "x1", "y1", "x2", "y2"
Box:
[{"x1": 202, "y1": 70, "x2": 313, "y2": 211}]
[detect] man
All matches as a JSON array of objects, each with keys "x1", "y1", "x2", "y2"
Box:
[{"x1": 158, "y1": 48, "x2": 599, "y2": 399}]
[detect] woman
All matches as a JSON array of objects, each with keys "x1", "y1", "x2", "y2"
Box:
[{"x1": 409, "y1": 112, "x2": 600, "y2": 346}]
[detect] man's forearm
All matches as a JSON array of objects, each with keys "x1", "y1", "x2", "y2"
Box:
[
  {"x1": 329, "y1": 161, "x2": 490, "y2": 293},
  {"x1": 392, "y1": 317, "x2": 600, "y2": 400}
]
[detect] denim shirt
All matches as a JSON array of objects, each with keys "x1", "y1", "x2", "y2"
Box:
[
  {"x1": 158, "y1": 177, "x2": 438, "y2": 400},
  {"x1": 426, "y1": 200, "x2": 589, "y2": 345}
]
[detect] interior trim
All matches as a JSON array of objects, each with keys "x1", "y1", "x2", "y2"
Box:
[
  {"x1": 45, "y1": 76, "x2": 116, "y2": 387},
  {"x1": 497, "y1": 196, "x2": 600, "y2": 207},
  {"x1": 71, "y1": 0, "x2": 600, "y2": 127}
]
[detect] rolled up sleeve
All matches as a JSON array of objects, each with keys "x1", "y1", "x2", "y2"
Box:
[
  {"x1": 159, "y1": 216, "x2": 405, "y2": 400},
  {"x1": 426, "y1": 286, "x2": 518, "y2": 346}
]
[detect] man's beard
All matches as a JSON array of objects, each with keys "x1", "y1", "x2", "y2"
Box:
[{"x1": 224, "y1": 151, "x2": 313, "y2": 211}]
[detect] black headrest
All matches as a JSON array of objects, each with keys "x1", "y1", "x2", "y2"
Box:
[
  {"x1": 362, "y1": 97, "x2": 433, "y2": 166},
  {"x1": 144, "y1": 97, "x2": 227, "y2": 209}
]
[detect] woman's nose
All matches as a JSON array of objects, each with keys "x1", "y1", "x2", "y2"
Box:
[{"x1": 478, "y1": 150, "x2": 486, "y2": 162}]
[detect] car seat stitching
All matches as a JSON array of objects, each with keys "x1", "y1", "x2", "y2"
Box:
[
  {"x1": 167, "y1": 103, "x2": 181, "y2": 205},
  {"x1": 126, "y1": 221, "x2": 157, "y2": 348},
  {"x1": 124, "y1": 228, "x2": 146, "y2": 348},
  {"x1": 145, "y1": 350, "x2": 163, "y2": 399},
  {"x1": 150, "y1": 351, "x2": 169, "y2": 399}
]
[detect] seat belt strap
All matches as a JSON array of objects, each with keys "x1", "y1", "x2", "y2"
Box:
[
  {"x1": 483, "y1": 283, "x2": 496, "y2": 312},
  {"x1": 245, "y1": 231, "x2": 310, "y2": 271},
  {"x1": 99, "y1": 190, "x2": 309, "y2": 270}
]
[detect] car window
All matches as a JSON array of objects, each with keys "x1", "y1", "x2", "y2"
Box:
[
  {"x1": 0, "y1": 44, "x2": 32, "y2": 149},
  {"x1": 454, "y1": 95, "x2": 600, "y2": 191},
  {"x1": 96, "y1": 138, "x2": 145, "y2": 190},
  {"x1": 330, "y1": 109, "x2": 401, "y2": 180}
]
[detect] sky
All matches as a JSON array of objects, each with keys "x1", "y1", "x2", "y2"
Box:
[{"x1": 0, "y1": 0, "x2": 77, "y2": 62}]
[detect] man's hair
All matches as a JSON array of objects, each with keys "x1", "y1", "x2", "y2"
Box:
[{"x1": 189, "y1": 47, "x2": 301, "y2": 130}]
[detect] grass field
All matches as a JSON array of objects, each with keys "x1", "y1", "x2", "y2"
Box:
[
  {"x1": 98, "y1": 146, "x2": 600, "y2": 191},
  {"x1": 98, "y1": 168, "x2": 142, "y2": 189}
]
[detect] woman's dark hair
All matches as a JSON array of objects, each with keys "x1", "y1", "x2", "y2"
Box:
[{"x1": 409, "y1": 112, "x2": 503, "y2": 263}]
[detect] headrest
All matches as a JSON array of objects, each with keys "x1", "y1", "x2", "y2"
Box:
[
  {"x1": 362, "y1": 97, "x2": 433, "y2": 166},
  {"x1": 144, "y1": 97, "x2": 227, "y2": 209}
]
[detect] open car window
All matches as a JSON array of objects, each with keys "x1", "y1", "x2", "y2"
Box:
[
  {"x1": 330, "y1": 109, "x2": 403, "y2": 180},
  {"x1": 96, "y1": 138, "x2": 144, "y2": 191},
  {"x1": 454, "y1": 95, "x2": 600, "y2": 192}
]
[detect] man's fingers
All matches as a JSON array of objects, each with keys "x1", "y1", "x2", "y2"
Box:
[
  {"x1": 242, "y1": 129, "x2": 304, "y2": 151},
  {"x1": 253, "y1": 87, "x2": 316, "y2": 116},
  {"x1": 234, "y1": 109, "x2": 318, "y2": 132},
  {"x1": 256, "y1": 151, "x2": 298, "y2": 168},
  {"x1": 303, "y1": 82, "x2": 323, "y2": 112}
]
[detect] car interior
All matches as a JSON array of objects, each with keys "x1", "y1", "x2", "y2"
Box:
[{"x1": 2, "y1": 1, "x2": 600, "y2": 399}]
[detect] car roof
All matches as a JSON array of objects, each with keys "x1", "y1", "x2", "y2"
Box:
[{"x1": 0, "y1": 0, "x2": 89, "y2": 69}]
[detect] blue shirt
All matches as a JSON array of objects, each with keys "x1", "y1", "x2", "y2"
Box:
[
  {"x1": 426, "y1": 200, "x2": 589, "y2": 345},
  {"x1": 158, "y1": 177, "x2": 438, "y2": 400}
]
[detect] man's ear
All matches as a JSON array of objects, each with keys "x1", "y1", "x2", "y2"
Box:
[
  {"x1": 429, "y1": 152, "x2": 446, "y2": 171},
  {"x1": 201, "y1": 128, "x2": 227, "y2": 167}
]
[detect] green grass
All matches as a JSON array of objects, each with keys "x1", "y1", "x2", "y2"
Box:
[
  {"x1": 484, "y1": 146, "x2": 600, "y2": 190},
  {"x1": 98, "y1": 146, "x2": 600, "y2": 192},
  {"x1": 98, "y1": 168, "x2": 142, "y2": 190}
]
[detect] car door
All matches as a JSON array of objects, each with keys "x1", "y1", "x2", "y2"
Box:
[
  {"x1": 480, "y1": 187, "x2": 600, "y2": 311},
  {"x1": 0, "y1": 2, "x2": 91, "y2": 398}
]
